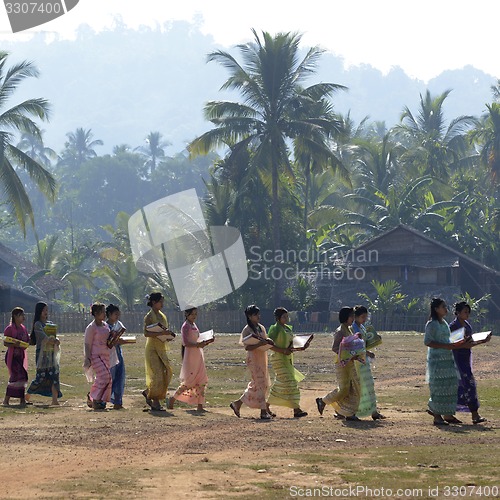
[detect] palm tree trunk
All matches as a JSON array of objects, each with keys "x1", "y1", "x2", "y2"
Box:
[
  {"x1": 304, "y1": 162, "x2": 311, "y2": 236},
  {"x1": 271, "y1": 159, "x2": 281, "y2": 305}
]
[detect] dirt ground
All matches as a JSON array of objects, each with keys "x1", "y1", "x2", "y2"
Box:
[{"x1": 0, "y1": 333, "x2": 498, "y2": 499}]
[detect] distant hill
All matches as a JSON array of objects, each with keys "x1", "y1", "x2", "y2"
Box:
[{"x1": 2, "y1": 21, "x2": 497, "y2": 155}]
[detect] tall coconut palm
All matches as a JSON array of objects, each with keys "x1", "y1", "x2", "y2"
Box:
[
  {"x1": 17, "y1": 130, "x2": 57, "y2": 168},
  {"x1": 0, "y1": 51, "x2": 57, "y2": 234},
  {"x1": 395, "y1": 90, "x2": 476, "y2": 179},
  {"x1": 59, "y1": 127, "x2": 103, "y2": 169},
  {"x1": 469, "y1": 102, "x2": 500, "y2": 183},
  {"x1": 188, "y1": 29, "x2": 346, "y2": 302},
  {"x1": 135, "y1": 131, "x2": 170, "y2": 175}
]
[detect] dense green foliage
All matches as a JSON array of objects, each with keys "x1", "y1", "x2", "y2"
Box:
[{"x1": 1, "y1": 33, "x2": 499, "y2": 311}]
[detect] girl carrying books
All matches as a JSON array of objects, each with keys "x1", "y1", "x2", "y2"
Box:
[
  {"x1": 106, "y1": 304, "x2": 127, "y2": 410},
  {"x1": 230, "y1": 304, "x2": 275, "y2": 420},
  {"x1": 267, "y1": 307, "x2": 308, "y2": 418},
  {"x1": 84, "y1": 302, "x2": 112, "y2": 410},
  {"x1": 168, "y1": 307, "x2": 213, "y2": 412},
  {"x1": 351, "y1": 305, "x2": 385, "y2": 420},
  {"x1": 3, "y1": 307, "x2": 30, "y2": 407},
  {"x1": 448, "y1": 301, "x2": 490, "y2": 424},
  {"x1": 143, "y1": 292, "x2": 174, "y2": 411},
  {"x1": 316, "y1": 307, "x2": 362, "y2": 421},
  {"x1": 27, "y1": 302, "x2": 62, "y2": 405},
  {"x1": 424, "y1": 297, "x2": 472, "y2": 426}
]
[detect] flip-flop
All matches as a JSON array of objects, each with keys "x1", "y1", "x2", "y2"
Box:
[
  {"x1": 150, "y1": 405, "x2": 165, "y2": 411},
  {"x1": 444, "y1": 417, "x2": 462, "y2": 424},
  {"x1": 473, "y1": 417, "x2": 487, "y2": 424},
  {"x1": 229, "y1": 402, "x2": 240, "y2": 418},
  {"x1": 294, "y1": 410, "x2": 308, "y2": 418},
  {"x1": 433, "y1": 419, "x2": 449, "y2": 426}
]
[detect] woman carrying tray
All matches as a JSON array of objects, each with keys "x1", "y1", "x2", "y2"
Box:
[
  {"x1": 3, "y1": 307, "x2": 30, "y2": 407},
  {"x1": 267, "y1": 307, "x2": 308, "y2": 418},
  {"x1": 351, "y1": 305, "x2": 385, "y2": 420},
  {"x1": 168, "y1": 307, "x2": 213, "y2": 412},
  {"x1": 27, "y1": 302, "x2": 62, "y2": 406}
]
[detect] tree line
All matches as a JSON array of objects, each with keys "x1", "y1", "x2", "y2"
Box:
[{"x1": 1, "y1": 30, "x2": 499, "y2": 312}]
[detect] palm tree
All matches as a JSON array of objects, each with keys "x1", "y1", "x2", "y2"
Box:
[
  {"x1": 0, "y1": 51, "x2": 57, "y2": 234},
  {"x1": 469, "y1": 102, "x2": 500, "y2": 183},
  {"x1": 17, "y1": 130, "x2": 57, "y2": 168},
  {"x1": 189, "y1": 29, "x2": 346, "y2": 302},
  {"x1": 59, "y1": 127, "x2": 103, "y2": 169},
  {"x1": 395, "y1": 89, "x2": 476, "y2": 179},
  {"x1": 135, "y1": 131, "x2": 170, "y2": 175}
]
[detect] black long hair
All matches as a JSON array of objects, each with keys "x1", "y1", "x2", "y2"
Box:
[
  {"x1": 429, "y1": 297, "x2": 446, "y2": 322},
  {"x1": 30, "y1": 301, "x2": 48, "y2": 346},
  {"x1": 181, "y1": 307, "x2": 197, "y2": 359},
  {"x1": 245, "y1": 304, "x2": 262, "y2": 334}
]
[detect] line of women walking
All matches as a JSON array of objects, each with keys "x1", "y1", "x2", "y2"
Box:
[{"x1": 3, "y1": 296, "x2": 492, "y2": 425}]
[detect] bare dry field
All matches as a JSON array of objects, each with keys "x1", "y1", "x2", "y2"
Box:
[{"x1": 0, "y1": 331, "x2": 499, "y2": 500}]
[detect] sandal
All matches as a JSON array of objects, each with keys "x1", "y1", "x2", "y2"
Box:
[
  {"x1": 150, "y1": 404, "x2": 165, "y2": 411},
  {"x1": 372, "y1": 412, "x2": 386, "y2": 420},
  {"x1": 334, "y1": 413, "x2": 345, "y2": 420},
  {"x1": 260, "y1": 412, "x2": 272, "y2": 420},
  {"x1": 142, "y1": 390, "x2": 153, "y2": 408},
  {"x1": 473, "y1": 417, "x2": 487, "y2": 424},
  {"x1": 294, "y1": 410, "x2": 308, "y2": 418},
  {"x1": 316, "y1": 397, "x2": 326, "y2": 416},
  {"x1": 345, "y1": 415, "x2": 360, "y2": 421},
  {"x1": 433, "y1": 419, "x2": 449, "y2": 426},
  {"x1": 229, "y1": 402, "x2": 241, "y2": 418},
  {"x1": 444, "y1": 417, "x2": 462, "y2": 424}
]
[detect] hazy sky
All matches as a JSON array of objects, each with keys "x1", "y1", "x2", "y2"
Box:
[{"x1": 1, "y1": 0, "x2": 499, "y2": 82}]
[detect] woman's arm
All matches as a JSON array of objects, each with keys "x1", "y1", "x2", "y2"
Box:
[
  {"x1": 425, "y1": 338, "x2": 473, "y2": 350},
  {"x1": 245, "y1": 339, "x2": 274, "y2": 351}
]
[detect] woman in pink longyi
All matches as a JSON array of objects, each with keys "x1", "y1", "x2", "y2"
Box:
[
  {"x1": 168, "y1": 307, "x2": 213, "y2": 412},
  {"x1": 3, "y1": 307, "x2": 30, "y2": 407},
  {"x1": 84, "y1": 302, "x2": 112, "y2": 410}
]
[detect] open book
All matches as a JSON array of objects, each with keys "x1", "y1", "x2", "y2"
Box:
[
  {"x1": 157, "y1": 333, "x2": 176, "y2": 342},
  {"x1": 146, "y1": 323, "x2": 167, "y2": 333},
  {"x1": 291, "y1": 334, "x2": 314, "y2": 351},
  {"x1": 198, "y1": 329, "x2": 215, "y2": 343},
  {"x1": 471, "y1": 331, "x2": 492, "y2": 342},
  {"x1": 3, "y1": 336, "x2": 29, "y2": 349},
  {"x1": 107, "y1": 325, "x2": 127, "y2": 348},
  {"x1": 242, "y1": 332, "x2": 273, "y2": 351},
  {"x1": 450, "y1": 327, "x2": 492, "y2": 343}
]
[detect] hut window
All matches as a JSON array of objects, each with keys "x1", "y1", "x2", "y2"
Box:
[{"x1": 418, "y1": 268, "x2": 438, "y2": 284}]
